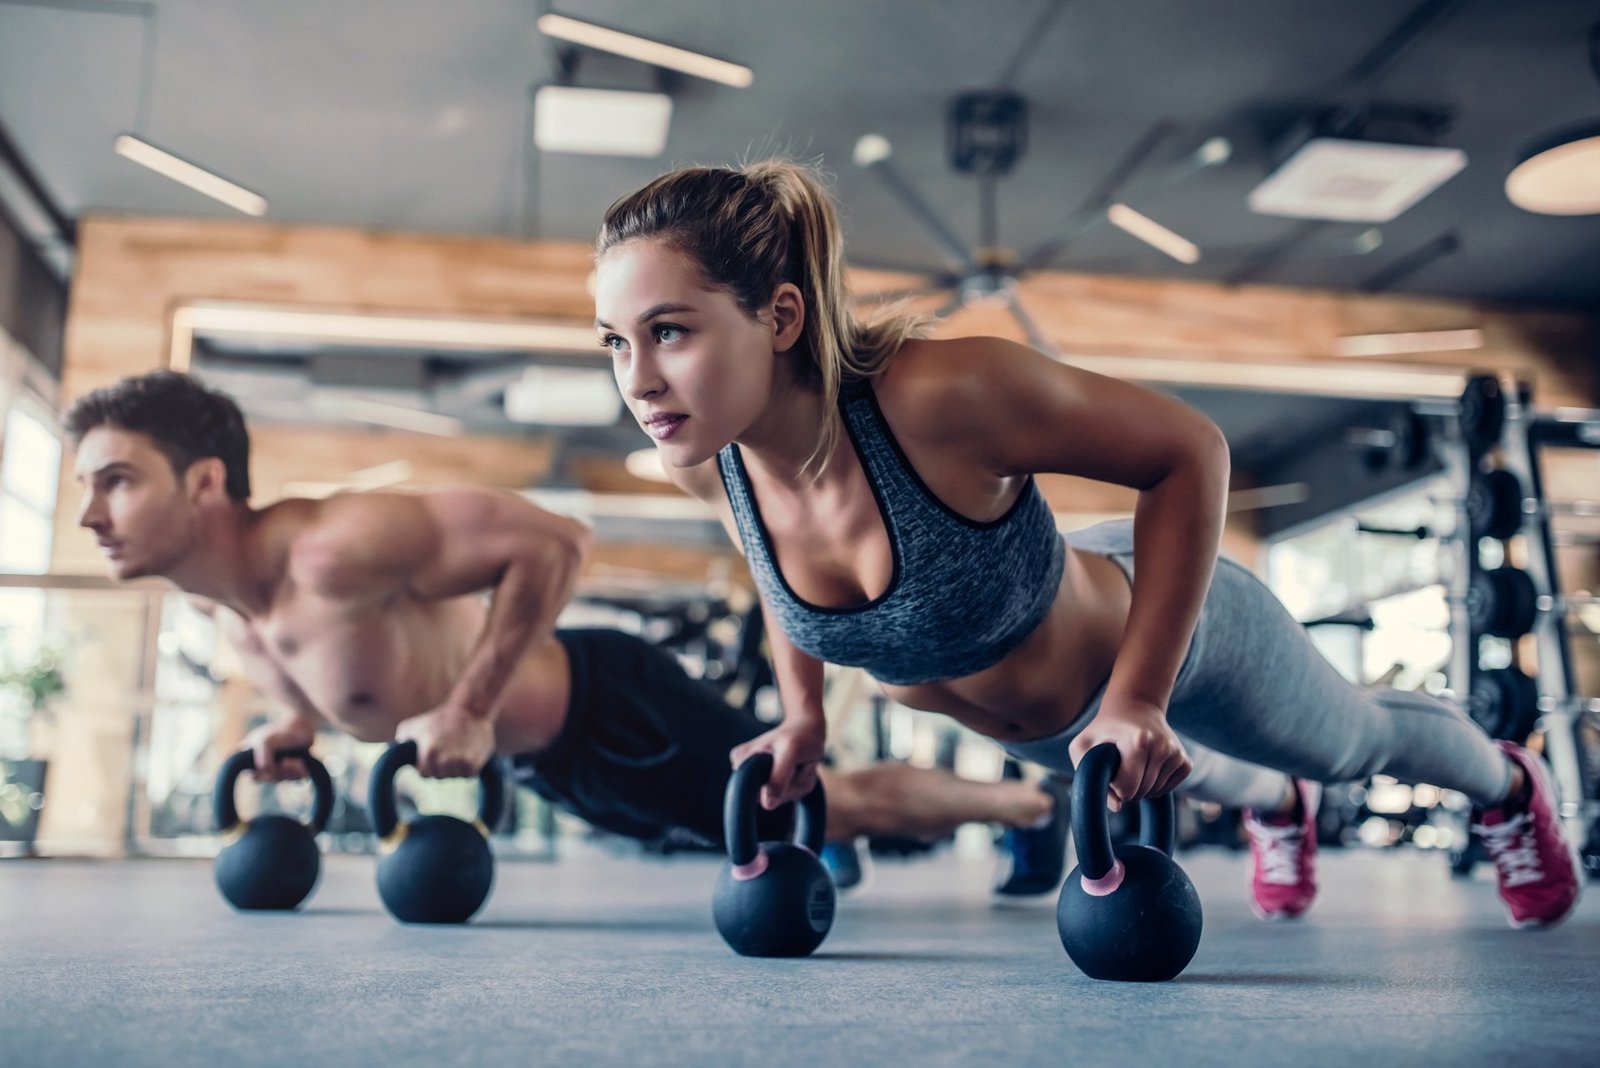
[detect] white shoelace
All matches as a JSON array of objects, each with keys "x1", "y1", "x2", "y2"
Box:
[
  {"x1": 1247, "y1": 821, "x2": 1305, "y2": 885},
  {"x1": 1473, "y1": 813, "x2": 1544, "y2": 888}
]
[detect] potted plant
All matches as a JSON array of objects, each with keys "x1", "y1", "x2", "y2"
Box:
[{"x1": 0, "y1": 643, "x2": 64, "y2": 852}]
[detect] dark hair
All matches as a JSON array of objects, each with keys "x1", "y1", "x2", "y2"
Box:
[
  {"x1": 64, "y1": 370, "x2": 252, "y2": 501},
  {"x1": 597, "y1": 159, "x2": 926, "y2": 478}
]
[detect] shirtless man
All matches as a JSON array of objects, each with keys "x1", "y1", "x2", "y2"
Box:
[{"x1": 66, "y1": 370, "x2": 1065, "y2": 885}]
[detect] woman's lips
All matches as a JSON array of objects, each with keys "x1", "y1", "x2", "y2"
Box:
[{"x1": 645, "y1": 414, "x2": 687, "y2": 441}]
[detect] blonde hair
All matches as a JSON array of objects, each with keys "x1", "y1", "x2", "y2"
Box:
[{"x1": 597, "y1": 159, "x2": 927, "y2": 478}]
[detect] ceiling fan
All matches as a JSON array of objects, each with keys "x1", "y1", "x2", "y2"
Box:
[
  {"x1": 845, "y1": 0, "x2": 1482, "y2": 351},
  {"x1": 849, "y1": 93, "x2": 1232, "y2": 355}
]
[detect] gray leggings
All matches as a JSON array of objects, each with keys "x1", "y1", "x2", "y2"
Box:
[{"x1": 1001, "y1": 520, "x2": 1513, "y2": 809}]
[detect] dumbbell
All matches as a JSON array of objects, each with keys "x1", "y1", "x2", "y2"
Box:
[
  {"x1": 1454, "y1": 468, "x2": 1600, "y2": 546},
  {"x1": 1457, "y1": 374, "x2": 1507, "y2": 456},
  {"x1": 1464, "y1": 566, "x2": 1600, "y2": 639},
  {"x1": 1355, "y1": 469, "x2": 1523, "y2": 545},
  {"x1": 1464, "y1": 469, "x2": 1526, "y2": 542},
  {"x1": 1345, "y1": 411, "x2": 1432, "y2": 473},
  {"x1": 1466, "y1": 667, "x2": 1539, "y2": 741},
  {"x1": 1352, "y1": 373, "x2": 1506, "y2": 471}
]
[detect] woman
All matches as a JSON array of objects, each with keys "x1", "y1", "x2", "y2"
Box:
[{"x1": 589, "y1": 159, "x2": 1578, "y2": 928}]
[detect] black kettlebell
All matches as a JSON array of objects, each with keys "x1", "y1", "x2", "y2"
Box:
[
  {"x1": 213, "y1": 747, "x2": 334, "y2": 911},
  {"x1": 1057, "y1": 742, "x2": 1203, "y2": 982},
  {"x1": 368, "y1": 740, "x2": 504, "y2": 925},
  {"x1": 713, "y1": 753, "x2": 836, "y2": 958}
]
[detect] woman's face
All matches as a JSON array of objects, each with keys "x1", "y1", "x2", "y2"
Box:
[{"x1": 594, "y1": 238, "x2": 789, "y2": 469}]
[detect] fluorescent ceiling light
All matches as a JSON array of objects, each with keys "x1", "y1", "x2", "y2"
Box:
[
  {"x1": 1107, "y1": 203, "x2": 1199, "y2": 264},
  {"x1": 1194, "y1": 137, "x2": 1232, "y2": 167},
  {"x1": 1505, "y1": 124, "x2": 1600, "y2": 215},
  {"x1": 1248, "y1": 138, "x2": 1466, "y2": 223},
  {"x1": 504, "y1": 366, "x2": 622, "y2": 426},
  {"x1": 533, "y1": 85, "x2": 672, "y2": 157},
  {"x1": 113, "y1": 134, "x2": 267, "y2": 216},
  {"x1": 1335, "y1": 329, "x2": 1483, "y2": 358},
  {"x1": 536, "y1": 14, "x2": 752, "y2": 88},
  {"x1": 310, "y1": 394, "x2": 463, "y2": 437},
  {"x1": 624, "y1": 447, "x2": 670, "y2": 483},
  {"x1": 853, "y1": 134, "x2": 893, "y2": 167}
]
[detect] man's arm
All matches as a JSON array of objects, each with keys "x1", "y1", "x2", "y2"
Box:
[
  {"x1": 205, "y1": 600, "x2": 327, "y2": 782},
  {"x1": 293, "y1": 487, "x2": 591, "y2": 776}
]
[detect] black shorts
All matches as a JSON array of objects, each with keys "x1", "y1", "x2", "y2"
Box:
[{"x1": 510, "y1": 629, "x2": 791, "y2": 847}]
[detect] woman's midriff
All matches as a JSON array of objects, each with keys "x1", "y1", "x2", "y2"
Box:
[{"x1": 877, "y1": 546, "x2": 1133, "y2": 743}]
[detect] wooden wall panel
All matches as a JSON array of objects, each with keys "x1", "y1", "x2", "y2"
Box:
[{"x1": 52, "y1": 212, "x2": 1595, "y2": 576}]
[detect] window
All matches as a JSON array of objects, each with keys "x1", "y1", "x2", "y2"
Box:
[
  {"x1": 0, "y1": 397, "x2": 61, "y2": 668},
  {"x1": 0, "y1": 401, "x2": 60, "y2": 577}
]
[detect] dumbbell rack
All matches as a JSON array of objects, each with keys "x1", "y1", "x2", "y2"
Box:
[
  {"x1": 1435, "y1": 376, "x2": 1536, "y2": 745},
  {"x1": 1458, "y1": 380, "x2": 1599, "y2": 872},
  {"x1": 1517, "y1": 394, "x2": 1600, "y2": 873}
]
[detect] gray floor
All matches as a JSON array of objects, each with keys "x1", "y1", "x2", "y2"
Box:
[{"x1": 2, "y1": 845, "x2": 1596, "y2": 1067}]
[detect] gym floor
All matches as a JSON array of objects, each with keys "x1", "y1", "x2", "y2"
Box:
[{"x1": 4, "y1": 845, "x2": 1595, "y2": 1066}]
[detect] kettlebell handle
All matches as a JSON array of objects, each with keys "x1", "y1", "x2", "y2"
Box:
[
  {"x1": 213, "y1": 747, "x2": 335, "y2": 835},
  {"x1": 1070, "y1": 742, "x2": 1177, "y2": 882},
  {"x1": 368, "y1": 740, "x2": 506, "y2": 839},
  {"x1": 724, "y1": 752, "x2": 827, "y2": 868}
]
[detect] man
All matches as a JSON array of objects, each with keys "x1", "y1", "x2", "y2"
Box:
[{"x1": 66, "y1": 371, "x2": 1067, "y2": 890}]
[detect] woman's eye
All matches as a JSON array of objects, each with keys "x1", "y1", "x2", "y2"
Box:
[
  {"x1": 598, "y1": 333, "x2": 625, "y2": 352},
  {"x1": 655, "y1": 324, "x2": 683, "y2": 343}
]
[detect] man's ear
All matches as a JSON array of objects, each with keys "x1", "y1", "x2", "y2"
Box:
[
  {"x1": 187, "y1": 457, "x2": 231, "y2": 504},
  {"x1": 769, "y1": 282, "x2": 806, "y2": 353}
]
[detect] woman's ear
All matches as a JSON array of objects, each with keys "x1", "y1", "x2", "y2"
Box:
[{"x1": 769, "y1": 282, "x2": 806, "y2": 353}]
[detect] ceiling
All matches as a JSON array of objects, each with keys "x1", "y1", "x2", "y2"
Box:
[
  {"x1": 1, "y1": 0, "x2": 1597, "y2": 310},
  {"x1": 0, "y1": 0, "x2": 1588, "y2": 533}
]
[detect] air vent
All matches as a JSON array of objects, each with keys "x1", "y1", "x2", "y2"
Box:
[{"x1": 1249, "y1": 137, "x2": 1466, "y2": 223}]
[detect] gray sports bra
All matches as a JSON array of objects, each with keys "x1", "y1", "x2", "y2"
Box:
[{"x1": 716, "y1": 381, "x2": 1064, "y2": 686}]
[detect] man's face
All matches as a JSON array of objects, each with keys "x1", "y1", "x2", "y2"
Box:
[{"x1": 73, "y1": 426, "x2": 202, "y2": 580}]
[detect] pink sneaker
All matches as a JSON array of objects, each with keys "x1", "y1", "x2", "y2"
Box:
[
  {"x1": 1471, "y1": 742, "x2": 1581, "y2": 929},
  {"x1": 1243, "y1": 779, "x2": 1320, "y2": 921}
]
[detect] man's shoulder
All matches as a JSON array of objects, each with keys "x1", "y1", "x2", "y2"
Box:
[
  {"x1": 256, "y1": 496, "x2": 333, "y2": 559},
  {"x1": 259, "y1": 495, "x2": 389, "y2": 595}
]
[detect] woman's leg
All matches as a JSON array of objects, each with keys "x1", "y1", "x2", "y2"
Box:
[
  {"x1": 1167, "y1": 557, "x2": 1513, "y2": 806},
  {"x1": 1167, "y1": 555, "x2": 1578, "y2": 927}
]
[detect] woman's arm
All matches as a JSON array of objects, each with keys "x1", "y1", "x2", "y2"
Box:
[
  {"x1": 666, "y1": 457, "x2": 829, "y2": 809},
  {"x1": 729, "y1": 602, "x2": 828, "y2": 809},
  {"x1": 892, "y1": 337, "x2": 1231, "y2": 805}
]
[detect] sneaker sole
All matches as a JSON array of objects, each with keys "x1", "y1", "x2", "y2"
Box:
[
  {"x1": 1502, "y1": 750, "x2": 1585, "y2": 930},
  {"x1": 1249, "y1": 899, "x2": 1312, "y2": 922}
]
